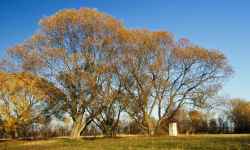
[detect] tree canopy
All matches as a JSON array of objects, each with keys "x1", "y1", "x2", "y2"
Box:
[{"x1": 1, "y1": 8, "x2": 232, "y2": 138}]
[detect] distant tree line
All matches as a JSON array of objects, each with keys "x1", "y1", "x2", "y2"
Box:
[
  {"x1": 0, "y1": 8, "x2": 234, "y2": 139},
  {"x1": 227, "y1": 99, "x2": 250, "y2": 133}
]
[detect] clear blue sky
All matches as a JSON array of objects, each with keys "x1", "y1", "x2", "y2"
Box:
[{"x1": 1, "y1": 0, "x2": 250, "y2": 100}]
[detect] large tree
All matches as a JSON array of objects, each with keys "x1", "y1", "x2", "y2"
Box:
[
  {"x1": 6, "y1": 8, "x2": 124, "y2": 138},
  {"x1": 116, "y1": 30, "x2": 232, "y2": 135}
]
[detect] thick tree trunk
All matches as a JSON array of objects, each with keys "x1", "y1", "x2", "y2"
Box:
[{"x1": 70, "y1": 115, "x2": 85, "y2": 139}]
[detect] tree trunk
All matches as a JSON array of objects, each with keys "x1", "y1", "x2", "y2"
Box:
[
  {"x1": 145, "y1": 114, "x2": 155, "y2": 136},
  {"x1": 153, "y1": 121, "x2": 161, "y2": 135},
  {"x1": 103, "y1": 129, "x2": 116, "y2": 138},
  {"x1": 148, "y1": 127, "x2": 155, "y2": 136},
  {"x1": 11, "y1": 130, "x2": 18, "y2": 139},
  {"x1": 70, "y1": 115, "x2": 85, "y2": 139}
]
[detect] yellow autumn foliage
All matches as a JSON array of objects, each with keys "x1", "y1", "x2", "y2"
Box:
[{"x1": 0, "y1": 72, "x2": 64, "y2": 134}]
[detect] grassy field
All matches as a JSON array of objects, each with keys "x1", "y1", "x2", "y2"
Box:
[{"x1": 0, "y1": 134, "x2": 250, "y2": 150}]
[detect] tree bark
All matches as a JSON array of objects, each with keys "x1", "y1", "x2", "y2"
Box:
[
  {"x1": 144, "y1": 114, "x2": 155, "y2": 136},
  {"x1": 70, "y1": 115, "x2": 85, "y2": 139}
]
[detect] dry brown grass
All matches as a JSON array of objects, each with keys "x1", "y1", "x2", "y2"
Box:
[{"x1": 0, "y1": 134, "x2": 249, "y2": 150}]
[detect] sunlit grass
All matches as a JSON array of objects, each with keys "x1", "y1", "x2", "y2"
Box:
[{"x1": 0, "y1": 134, "x2": 250, "y2": 150}]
